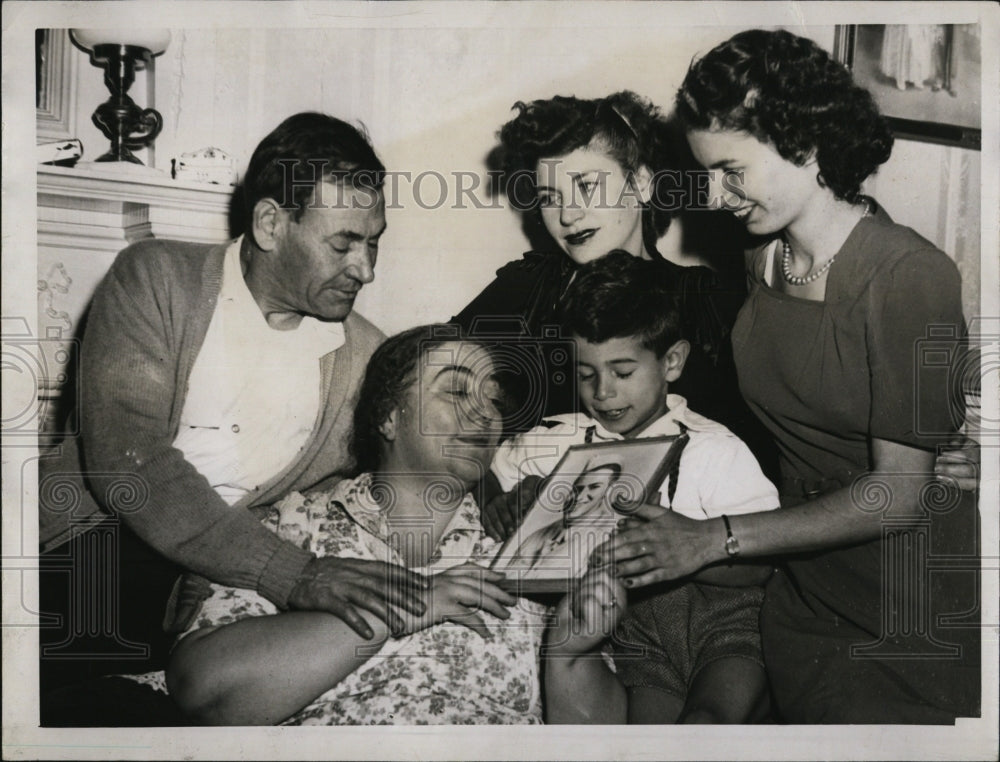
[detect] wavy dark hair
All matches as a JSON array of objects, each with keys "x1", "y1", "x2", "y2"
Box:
[
  {"x1": 559, "y1": 250, "x2": 684, "y2": 357},
  {"x1": 243, "y1": 111, "x2": 385, "y2": 227},
  {"x1": 351, "y1": 324, "x2": 470, "y2": 474},
  {"x1": 498, "y1": 91, "x2": 680, "y2": 247},
  {"x1": 675, "y1": 29, "x2": 893, "y2": 203}
]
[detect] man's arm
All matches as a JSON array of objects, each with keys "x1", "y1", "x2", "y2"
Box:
[
  {"x1": 80, "y1": 243, "x2": 313, "y2": 603},
  {"x1": 78, "y1": 243, "x2": 426, "y2": 630}
]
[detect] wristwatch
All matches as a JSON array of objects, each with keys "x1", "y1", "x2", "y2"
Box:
[{"x1": 721, "y1": 514, "x2": 740, "y2": 557}]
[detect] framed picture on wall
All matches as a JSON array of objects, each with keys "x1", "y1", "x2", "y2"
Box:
[
  {"x1": 35, "y1": 29, "x2": 77, "y2": 142},
  {"x1": 833, "y1": 24, "x2": 981, "y2": 150}
]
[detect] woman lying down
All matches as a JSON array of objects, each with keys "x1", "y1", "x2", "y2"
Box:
[{"x1": 165, "y1": 325, "x2": 626, "y2": 725}]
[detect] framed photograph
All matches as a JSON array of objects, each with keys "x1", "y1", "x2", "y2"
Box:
[
  {"x1": 834, "y1": 24, "x2": 981, "y2": 150},
  {"x1": 491, "y1": 435, "x2": 682, "y2": 593}
]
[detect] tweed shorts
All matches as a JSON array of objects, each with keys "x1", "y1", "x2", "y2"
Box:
[{"x1": 611, "y1": 582, "x2": 765, "y2": 699}]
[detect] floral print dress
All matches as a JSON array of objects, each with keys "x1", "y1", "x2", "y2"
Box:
[{"x1": 152, "y1": 474, "x2": 550, "y2": 725}]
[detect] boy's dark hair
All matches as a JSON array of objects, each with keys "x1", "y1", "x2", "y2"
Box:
[
  {"x1": 675, "y1": 29, "x2": 892, "y2": 204},
  {"x1": 243, "y1": 111, "x2": 385, "y2": 226},
  {"x1": 559, "y1": 250, "x2": 684, "y2": 357}
]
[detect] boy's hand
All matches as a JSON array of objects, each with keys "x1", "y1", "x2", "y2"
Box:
[
  {"x1": 481, "y1": 475, "x2": 546, "y2": 541},
  {"x1": 395, "y1": 564, "x2": 516, "y2": 639},
  {"x1": 548, "y1": 565, "x2": 625, "y2": 656},
  {"x1": 591, "y1": 502, "x2": 717, "y2": 587}
]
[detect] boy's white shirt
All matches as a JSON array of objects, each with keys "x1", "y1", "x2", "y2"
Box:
[{"x1": 491, "y1": 394, "x2": 779, "y2": 521}]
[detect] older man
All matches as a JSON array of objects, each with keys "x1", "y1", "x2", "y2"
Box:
[{"x1": 39, "y1": 113, "x2": 425, "y2": 702}]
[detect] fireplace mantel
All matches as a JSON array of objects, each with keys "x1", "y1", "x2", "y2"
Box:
[
  {"x1": 38, "y1": 163, "x2": 234, "y2": 249},
  {"x1": 35, "y1": 164, "x2": 234, "y2": 432}
]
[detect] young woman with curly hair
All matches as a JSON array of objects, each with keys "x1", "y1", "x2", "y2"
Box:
[
  {"x1": 599, "y1": 28, "x2": 979, "y2": 724},
  {"x1": 451, "y1": 92, "x2": 756, "y2": 457}
]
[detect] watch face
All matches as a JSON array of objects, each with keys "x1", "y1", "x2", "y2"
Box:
[{"x1": 725, "y1": 536, "x2": 740, "y2": 556}]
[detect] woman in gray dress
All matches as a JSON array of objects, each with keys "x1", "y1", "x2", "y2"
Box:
[{"x1": 599, "y1": 28, "x2": 979, "y2": 724}]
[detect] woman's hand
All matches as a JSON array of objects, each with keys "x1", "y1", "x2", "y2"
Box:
[
  {"x1": 935, "y1": 434, "x2": 980, "y2": 492},
  {"x1": 549, "y1": 566, "x2": 626, "y2": 657},
  {"x1": 592, "y1": 502, "x2": 719, "y2": 587},
  {"x1": 396, "y1": 564, "x2": 516, "y2": 639}
]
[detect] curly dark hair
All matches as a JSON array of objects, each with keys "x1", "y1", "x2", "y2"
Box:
[
  {"x1": 675, "y1": 29, "x2": 893, "y2": 203},
  {"x1": 351, "y1": 324, "x2": 470, "y2": 474},
  {"x1": 243, "y1": 111, "x2": 385, "y2": 227},
  {"x1": 498, "y1": 91, "x2": 681, "y2": 245},
  {"x1": 559, "y1": 250, "x2": 684, "y2": 357}
]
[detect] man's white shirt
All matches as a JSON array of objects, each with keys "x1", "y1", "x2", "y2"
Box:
[{"x1": 173, "y1": 237, "x2": 346, "y2": 505}]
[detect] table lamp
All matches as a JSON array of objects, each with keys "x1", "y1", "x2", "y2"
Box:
[{"x1": 69, "y1": 29, "x2": 171, "y2": 164}]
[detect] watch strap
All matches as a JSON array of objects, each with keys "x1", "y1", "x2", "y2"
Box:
[{"x1": 722, "y1": 514, "x2": 740, "y2": 557}]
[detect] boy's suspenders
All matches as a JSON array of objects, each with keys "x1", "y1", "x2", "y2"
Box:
[
  {"x1": 582, "y1": 423, "x2": 691, "y2": 506},
  {"x1": 663, "y1": 424, "x2": 690, "y2": 507}
]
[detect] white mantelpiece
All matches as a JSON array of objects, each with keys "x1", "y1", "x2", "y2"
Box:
[
  {"x1": 36, "y1": 164, "x2": 234, "y2": 432},
  {"x1": 38, "y1": 163, "x2": 233, "y2": 249}
]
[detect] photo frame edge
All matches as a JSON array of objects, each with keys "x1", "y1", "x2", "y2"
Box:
[
  {"x1": 490, "y1": 435, "x2": 681, "y2": 581},
  {"x1": 833, "y1": 23, "x2": 982, "y2": 151}
]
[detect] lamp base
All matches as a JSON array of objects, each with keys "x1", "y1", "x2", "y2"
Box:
[
  {"x1": 88, "y1": 44, "x2": 164, "y2": 166},
  {"x1": 94, "y1": 149, "x2": 144, "y2": 164}
]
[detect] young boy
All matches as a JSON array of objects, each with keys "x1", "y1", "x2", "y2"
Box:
[{"x1": 490, "y1": 251, "x2": 779, "y2": 724}]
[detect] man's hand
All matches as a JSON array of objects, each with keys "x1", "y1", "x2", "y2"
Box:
[
  {"x1": 396, "y1": 564, "x2": 516, "y2": 639},
  {"x1": 287, "y1": 557, "x2": 430, "y2": 640},
  {"x1": 481, "y1": 475, "x2": 546, "y2": 541}
]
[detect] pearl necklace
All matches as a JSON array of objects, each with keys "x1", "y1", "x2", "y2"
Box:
[{"x1": 781, "y1": 200, "x2": 872, "y2": 286}]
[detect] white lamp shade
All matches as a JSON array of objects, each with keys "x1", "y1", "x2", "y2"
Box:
[{"x1": 70, "y1": 29, "x2": 171, "y2": 55}]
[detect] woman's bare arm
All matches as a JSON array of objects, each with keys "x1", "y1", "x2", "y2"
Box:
[
  {"x1": 168, "y1": 609, "x2": 387, "y2": 725},
  {"x1": 167, "y1": 565, "x2": 516, "y2": 725},
  {"x1": 605, "y1": 439, "x2": 937, "y2": 585}
]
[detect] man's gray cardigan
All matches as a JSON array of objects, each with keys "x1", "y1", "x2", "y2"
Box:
[{"x1": 39, "y1": 238, "x2": 385, "y2": 610}]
